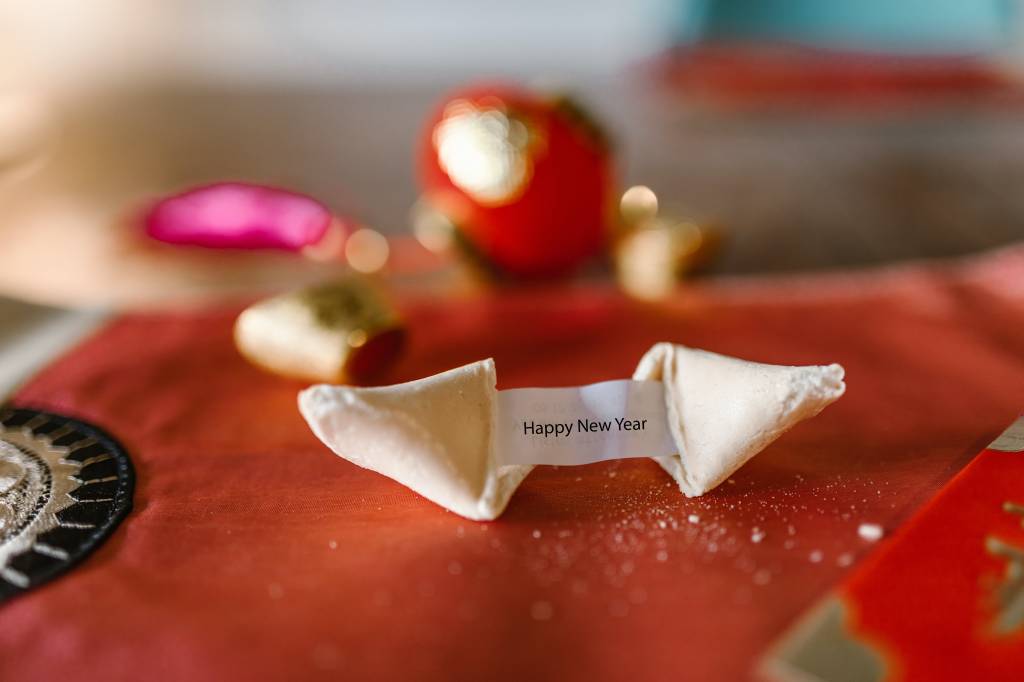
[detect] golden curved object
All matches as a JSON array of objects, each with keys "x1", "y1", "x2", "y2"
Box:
[{"x1": 234, "y1": 277, "x2": 405, "y2": 384}]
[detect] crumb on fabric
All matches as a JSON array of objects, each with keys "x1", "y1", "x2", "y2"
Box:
[{"x1": 858, "y1": 523, "x2": 883, "y2": 542}]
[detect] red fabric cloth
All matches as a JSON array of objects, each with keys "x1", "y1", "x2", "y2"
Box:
[
  {"x1": 4, "y1": 246, "x2": 1024, "y2": 681},
  {"x1": 654, "y1": 45, "x2": 1022, "y2": 109}
]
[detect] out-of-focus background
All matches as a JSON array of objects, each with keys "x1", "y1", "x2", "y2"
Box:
[{"x1": 3, "y1": 0, "x2": 1024, "y2": 388}]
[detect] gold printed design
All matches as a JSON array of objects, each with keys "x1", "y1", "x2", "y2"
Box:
[
  {"x1": 300, "y1": 279, "x2": 396, "y2": 333},
  {"x1": 985, "y1": 501, "x2": 1024, "y2": 635},
  {"x1": 762, "y1": 598, "x2": 888, "y2": 682},
  {"x1": 988, "y1": 416, "x2": 1024, "y2": 452},
  {"x1": 433, "y1": 99, "x2": 536, "y2": 206}
]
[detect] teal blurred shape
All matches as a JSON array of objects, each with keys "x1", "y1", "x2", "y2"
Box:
[{"x1": 676, "y1": 0, "x2": 1016, "y2": 55}]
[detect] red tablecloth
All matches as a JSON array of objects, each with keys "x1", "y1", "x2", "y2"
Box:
[{"x1": 4, "y1": 246, "x2": 1024, "y2": 681}]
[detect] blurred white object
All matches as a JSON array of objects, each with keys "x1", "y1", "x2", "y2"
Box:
[
  {"x1": 0, "y1": 0, "x2": 666, "y2": 89},
  {"x1": 0, "y1": 299, "x2": 105, "y2": 397},
  {"x1": 0, "y1": 93, "x2": 53, "y2": 185}
]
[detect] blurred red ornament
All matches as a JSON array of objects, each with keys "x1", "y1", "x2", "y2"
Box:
[{"x1": 418, "y1": 84, "x2": 614, "y2": 278}]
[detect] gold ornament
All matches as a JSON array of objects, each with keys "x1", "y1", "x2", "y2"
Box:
[
  {"x1": 615, "y1": 186, "x2": 721, "y2": 300},
  {"x1": 234, "y1": 277, "x2": 405, "y2": 384}
]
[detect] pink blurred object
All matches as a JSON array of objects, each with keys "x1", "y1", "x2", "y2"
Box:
[{"x1": 144, "y1": 182, "x2": 339, "y2": 252}]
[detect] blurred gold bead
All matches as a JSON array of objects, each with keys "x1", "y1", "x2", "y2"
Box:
[
  {"x1": 344, "y1": 228, "x2": 390, "y2": 274},
  {"x1": 410, "y1": 200, "x2": 456, "y2": 254},
  {"x1": 347, "y1": 328, "x2": 368, "y2": 348},
  {"x1": 619, "y1": 185, "x2": 659, "y2": 227},
  {"x1": 234, "y1": 276, "x2": 404, "y2": 383},
  {"x1": 615, "y1": 218, "x2": 721, "y2": 300}
]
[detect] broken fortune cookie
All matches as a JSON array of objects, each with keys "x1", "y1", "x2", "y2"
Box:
[{"x1": 299, "y1": 343, "x2": 845, "y2": 520}]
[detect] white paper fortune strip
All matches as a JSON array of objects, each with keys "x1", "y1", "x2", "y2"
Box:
[
  {"x1": 298, "y1": 343, "x2": 845, "y2": 521},
  {"x1": 495, "y1": 380, "x2": 676, "y2": 466}
]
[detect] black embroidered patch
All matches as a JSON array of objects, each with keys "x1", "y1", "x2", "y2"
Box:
[{"x1": 0, "y1": 407, "x2": 134, "y2": 603}]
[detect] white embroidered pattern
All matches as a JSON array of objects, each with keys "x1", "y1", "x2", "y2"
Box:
[{"x1": 0, "y1": 415, "x2": 83, "y2": 588}]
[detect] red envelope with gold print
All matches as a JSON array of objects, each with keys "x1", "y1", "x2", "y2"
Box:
[{"x1": 766, "y1": 417, "x2": 1024, "y2": 681}]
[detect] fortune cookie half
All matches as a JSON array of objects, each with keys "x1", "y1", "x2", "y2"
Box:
[
  {"x1": 633, "y1": 343, "x2": 845, "y2": 497},
  {"x1": 299, "y1": 359, "x2": 531, "y2": 521}
]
